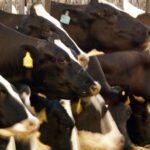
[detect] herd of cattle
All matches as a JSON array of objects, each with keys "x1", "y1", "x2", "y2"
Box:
[{"x1": 0, "y1": 0, "x2": 150, "y2": 149}]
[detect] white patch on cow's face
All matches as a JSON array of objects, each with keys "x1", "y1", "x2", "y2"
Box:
[
  {"x1": 54, "y1": 39, "x2": 79, "y2": 64},
  {"x1": 0, "y1": 76, "x2": 37, "y2": 121},
  {"x1": 60, "y1": 100, "x2": 80, "y2": 150},
  {"x1": 90, "y1": 94, "x2": 105, "y2": 114},
  {"x1": 33, "y1": 3, "x2": 86, "y2": 56}
]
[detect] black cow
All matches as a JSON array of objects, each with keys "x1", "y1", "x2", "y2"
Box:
[
  {"x1": 94, "y1": 51, "x2": 150, "y2": 147},
  {"x1": 75, "y1": 94, "x2": 125, "y2": 150},
  {"x1": 0, "y1": 9, "x2": 89, "y2": 68},
  {"x1": 96, "y1": 51, "x2": 150, "y2": 101},
  {"x1": 51, "y1": 0, "x2": 150, "y2": 52},
  {"x1": 0, "y1": 6, "x2": 121, "y2": 104},
  {"x1": 127, "y1": 95, "x2": 150, "y2": 146},
  {"x1": 0, "y1": 75, "x2": 39, "y2": 150},
  {"x1": 30, "y1": 94, "x2": 74, "y2": 150},
  {"x1": 0, "y1": 23, "x2": 100, "y2": 101}
]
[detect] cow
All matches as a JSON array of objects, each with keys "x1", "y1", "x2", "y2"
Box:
[
  {"x1": 0, "y1": 75, "x2": 39, "y2": 150},
  {"x1": 75, "y1": 94, "x2": 125, "y2": 150},
  {"x1": 93, "y1": 51, "x2": 150, "y2": 147},
  {"x1": 96, "y1": 51, "x2": 150, "y2": 101},
  {"x1": 127, "y1": 95, "x2": 150, "y2": 146},
  {"x1": 0, "y1": 6, "x2": 122, "y2": 104},
  {"x1": 30, "y1": 3, "x2": 127, "y2": 103},
  {"x1": 0, "y1": 23, "x2": 100, "y2": 101},
  {"x1": 50, "y1": 0, "x2": 150, "y2": 52},
  {"x1": 0, "y1": 8, "x2": 89, "y2": 68},
  {"x1": 30, "y1": 93, "x2": 76, "y2": 150}
]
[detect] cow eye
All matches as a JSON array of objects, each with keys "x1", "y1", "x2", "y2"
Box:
[
  {"x1": 0, "y1": 90, "x2": 6, "y2": 97},
  {"x1": 57, "y1": 57, "x2": 68, "y2": 65}
]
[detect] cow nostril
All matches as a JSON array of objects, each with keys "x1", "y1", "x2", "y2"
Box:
[
  {"x1": 89, "y1": 81, "x2": 101, "y2": 95},
  {"x1": 26, "y1": 118, "x2": 40, "y2": 131}
]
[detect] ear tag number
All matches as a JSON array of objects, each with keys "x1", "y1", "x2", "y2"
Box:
[
  {"x1": 60, "y1": 11, "x2": 71, "y2": 25},
  {"x1": 23, "y1": 52, "x2": 33, "y2": 68}
]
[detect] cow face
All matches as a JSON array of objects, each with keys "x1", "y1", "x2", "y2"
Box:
[
  {"x1": 127, "y1": 96, "x2": 150, "y2": 146},
  {"x1": 109, "y1": 103, "x2": 132, "y2": 150},
  {"x1": 0, "y1": 76, "x2": 39, "y2": 135},
  {"x1": 64, "y1": 2, "x2": 150, "y2": 51},
  {"x1": 0, "y1": 79, "x2": 27, "y2": 128},
  {"x1": 36, "y1": 100, "x2": 74, "y2": 150},
  {"x1": 28, "y1": 3, "x2": 89, "y2": 68},
  {"x1": 32, "y1": 40, "x2": 100, "y2": 100}
]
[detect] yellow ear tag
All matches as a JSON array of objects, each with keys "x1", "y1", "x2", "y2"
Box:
[
  {"x1": 76, "y1": 99, "x2": 82, "y2": 114},
  {"x1": 38, "y1": 108, "x2": 47, "y2": 123},
  {"x1": 23, "y1": 52, "x2": 33, "y2": 68},
  {"x1": 124, "y1": 96, "x2": 131, "y2": 106},
  {"x1": 71, "y1": 99, "x2": 82, "y2": 114},
  {"x1": 121, "y1": 91, "x2": 126, "y2": 96}
]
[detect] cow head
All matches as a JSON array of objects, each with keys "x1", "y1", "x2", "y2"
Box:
[
  {"x1": 62, "y1": 2, "x2": 150, "y2": 51},
  {"x1": 109, "y1": 102, "x2": 132, "y2": 150},
  {"x1": 30, "y1": 95, "x2": 74, "y2": 150},
  {"x1": 0, "y1": 76, "x2": 39, "y2": 139},
  {"x1": 20, "y1": 40, "x2": 100, "y2": 100},
  {"x1": 18, "y1": 3, "x2": 89, "y2": 68},
  {"x1": 127, "y1": 95, "x2": 150, "y2": 146}
]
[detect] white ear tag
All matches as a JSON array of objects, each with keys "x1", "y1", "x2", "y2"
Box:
[{"x1": 60, "y1": 11, "x2": 71, "y2": 25}]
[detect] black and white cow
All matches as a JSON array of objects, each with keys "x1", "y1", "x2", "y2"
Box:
[
  {"x1": 0, "y1": 23, "x2": 100, "y2": 101},
  {"x1": 0, "y1": 75, "x2": 39, "y2": 150}
]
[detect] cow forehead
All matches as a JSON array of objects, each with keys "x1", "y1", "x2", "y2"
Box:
[
  {"x1": 54, "y1": 39, "x2": 79, "y2": 64},
  {"x1": 33, "y1": 3, "x2": 85, "y2": 55}
]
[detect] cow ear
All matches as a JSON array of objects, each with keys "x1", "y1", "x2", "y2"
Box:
[
  {"x1": 30, "y1": 4, "x2": 38, "y2": 17},
  {"x1": 19, "y1": 85, "x2": 31, "y2": 105},
  {"x1": 20, "y1": 45, "x2": 40, "y2": 67}
]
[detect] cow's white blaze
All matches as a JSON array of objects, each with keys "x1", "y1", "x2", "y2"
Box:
[
  {"x1": 0, "y1": 75, "x2": 39, "y2": 124},
  {"x1": 60, "y1": 100, "x2": 80, "y2": 150},
  {"x1": 33, "y1": 3, "x2": 86, "y2": 56},
  {"x1": 54, "y1": 39, "x2": 79, "y2": 64}
]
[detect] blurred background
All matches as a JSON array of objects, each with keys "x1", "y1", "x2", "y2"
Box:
[{"x1": 0, "y1": 0, "x2": 148, "y2": 14}]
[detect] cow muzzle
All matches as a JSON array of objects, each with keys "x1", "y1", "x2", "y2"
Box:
[
  {"x1": 11, "y1": 117, "x2": 40, "y2": 134},
  {"x1": 89, "y1": 81, "x2": 101, "y2": 96},
  {"x1": 0, "y1": 117, "x2": 40, "y2": 139}
]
